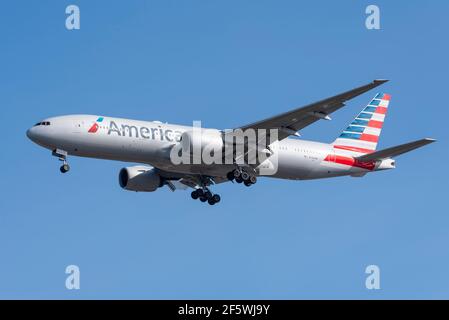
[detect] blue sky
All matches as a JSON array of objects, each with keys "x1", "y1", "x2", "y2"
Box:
[{"x1": 0, "y1": 0, "x2": 448, "y2": 299}]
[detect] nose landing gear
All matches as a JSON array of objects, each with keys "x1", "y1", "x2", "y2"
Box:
[
  {"x1": 52, "y1": 149, "x2": 70, "y2": 174},
  {"x1": 60, "y1": 163, "x2": 70, "y2": 173}
]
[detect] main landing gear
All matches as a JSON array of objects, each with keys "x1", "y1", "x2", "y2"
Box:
[
  {"x1": 226, "y1": 168, "x2": 257, "y2": 187},
  {"x1": 191, "y1": 188, "x2": 221, "y2": 205},
  {"x1": 52, "y1": 149, "x2": 70, "y2": 174}
]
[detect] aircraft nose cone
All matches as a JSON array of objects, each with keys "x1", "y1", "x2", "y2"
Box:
[{"x1": 26, "y1": 127, "x2": 37, "y2": 142}]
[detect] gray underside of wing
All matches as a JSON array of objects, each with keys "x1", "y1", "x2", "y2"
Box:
[
  {"x1": 177, "y1": 175, "x2": 229, "y2": 189},
  {"x1": 155, "y1": 168, "x2": 230, "y2": 190}
]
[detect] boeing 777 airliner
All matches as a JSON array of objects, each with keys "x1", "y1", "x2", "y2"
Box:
[{"x1": 27, "y1": 80, "x2": 435, "y2": 205}]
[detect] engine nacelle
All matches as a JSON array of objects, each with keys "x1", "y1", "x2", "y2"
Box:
[
  {"x1": 118, "y1": 166, "x2": 163, "y2": 192},
  {"x1": 180, "y1": 129, "x2": 224, "y2": 155}
]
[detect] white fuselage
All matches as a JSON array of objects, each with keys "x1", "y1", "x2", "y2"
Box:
[{"x1": 26, "y1": 115, "x2": 393, "y2": 180}]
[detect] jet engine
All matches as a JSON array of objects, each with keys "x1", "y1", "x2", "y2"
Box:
[{"x1": 118, "y1": 166, "x2": 163, "y2": 192}]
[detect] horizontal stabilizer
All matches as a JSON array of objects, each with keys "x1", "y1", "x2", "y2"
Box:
[{"x1": 355, "y1": 138, "x2": 436, "y2": 162}]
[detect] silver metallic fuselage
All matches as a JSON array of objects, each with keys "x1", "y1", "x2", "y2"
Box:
[{"x1": 26, "y1": 115, "x2": 385, "y2": 180}]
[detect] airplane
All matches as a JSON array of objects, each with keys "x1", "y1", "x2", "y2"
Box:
[{"x1": 26, "y1": 80, "x2": 435, "y2": 205}]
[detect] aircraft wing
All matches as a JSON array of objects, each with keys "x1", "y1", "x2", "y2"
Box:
[
  {"x1": 178, "y1": 175, "x2": 229, "y2": 189},
  {"x1": 156, "y1": 170, "x2": 229, "y2": 191},
  {"x1": 237, "y1": 79, "x2": 389, "y2": 141},
  {"x1": 355, "y1": 138, "x2": 436, "y2": 162}
]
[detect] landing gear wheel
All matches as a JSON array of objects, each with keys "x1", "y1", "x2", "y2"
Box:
[
  {"x1": 204, "y1": 191, "x2": 212, "y2": 200},
  {"x1": 207, "y1": 194, "x2": 221, "y2": 205},
  {"x1": 212, "y1": 194, "x2": 221, "y2": 203},
  {"x1": 235, "y1": 177, "x2": 243, "y2": 184},
  {"x1": 244, "y1": 181, "x2": 252, "y2": 187},
  {"x1": 192, "y1": 186, "x2": 221, "y2": 205},
  {"x1": 60, "y1": 164, "x2": 70, "y2": 173},
  {"x1": 191, "y1": 190, "x2": 199, "y2": 199},
  {"x1": 249, "y1": 175, "x2": 257, "y2": 184},
  {"x1": 233, "y1": 169, "x2": 241, "y2": 179},
  {"x1": 241, "y1": 171, "x2": 250, "y2": 181},
  {"x1": 226, "y1": 171, "x2": 235, "y2": 181}
]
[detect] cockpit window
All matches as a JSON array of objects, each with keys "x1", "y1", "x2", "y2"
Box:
[{"x1": 34, "y1": 122, "x2": 51, "y2": 126}]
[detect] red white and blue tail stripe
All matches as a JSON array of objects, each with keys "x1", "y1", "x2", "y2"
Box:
[{"x1": 332, "y1": 93, "x2": 390, "y2": 155}]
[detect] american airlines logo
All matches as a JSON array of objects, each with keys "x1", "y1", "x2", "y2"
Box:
[
  {"x1": 88, "y1": 117, "x2": 104, "y2": 133},
  {"x1": 88, "y1": 118, "x2": 183, "y2": 142}
]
